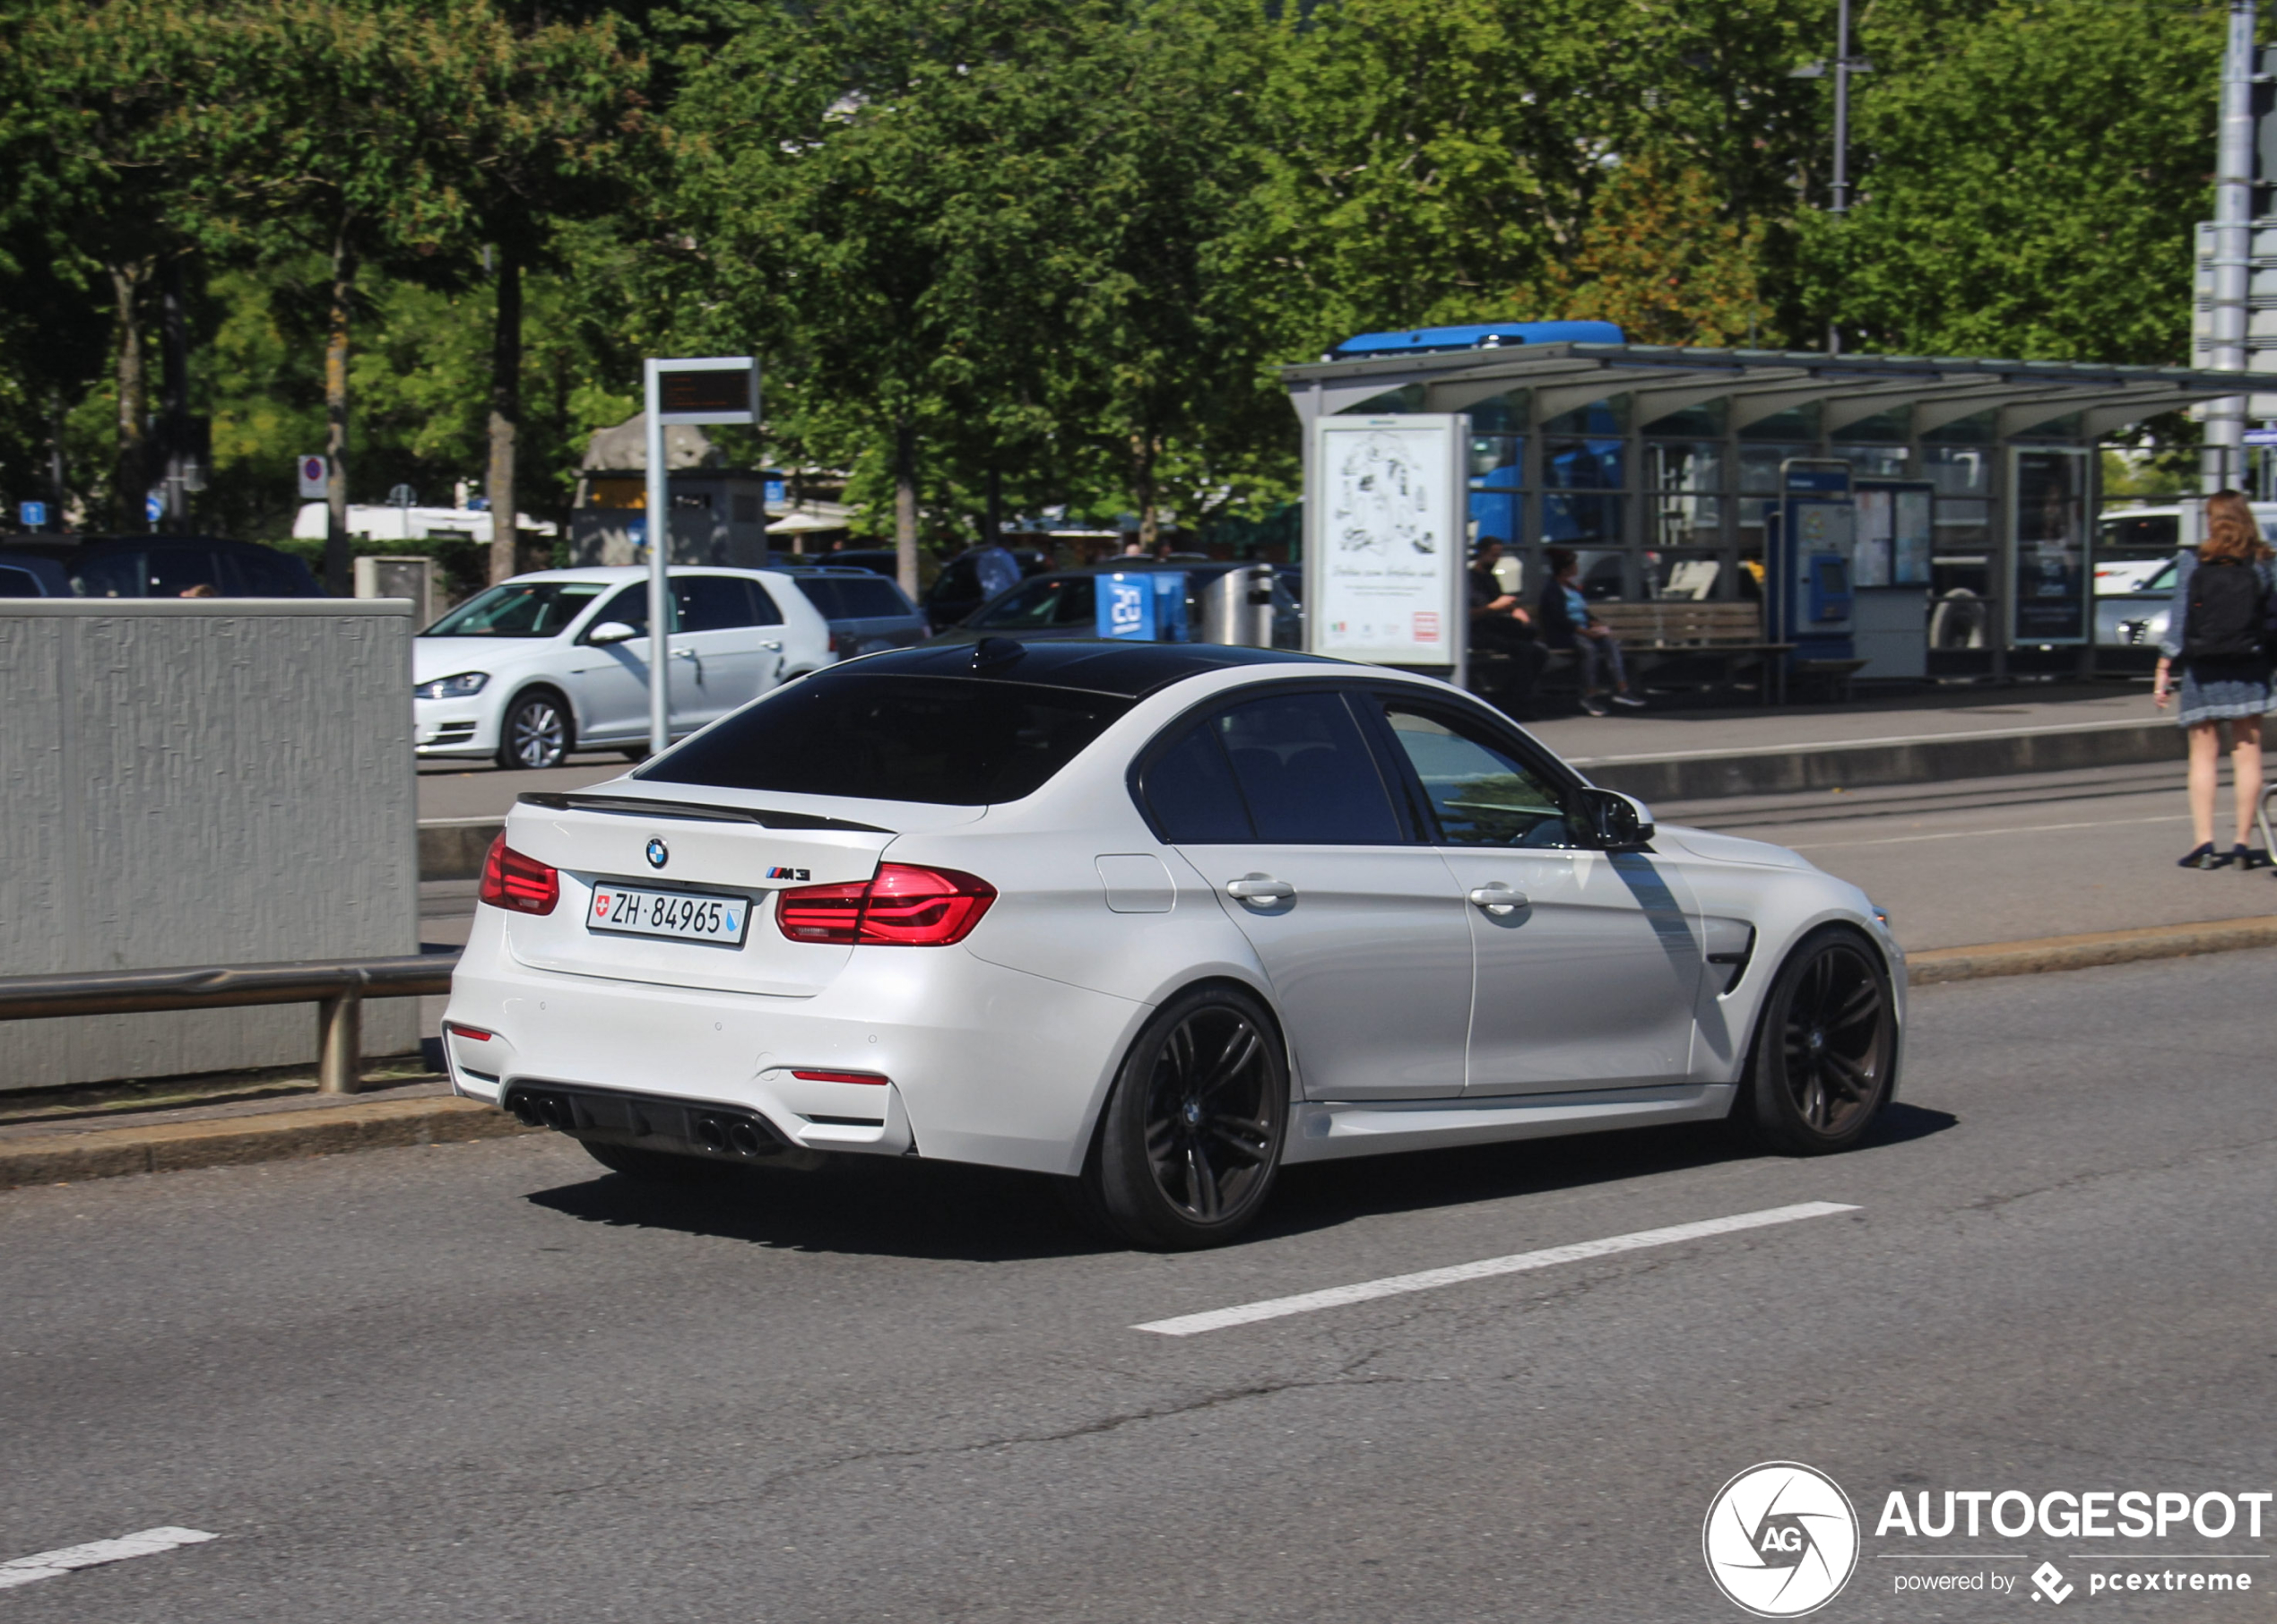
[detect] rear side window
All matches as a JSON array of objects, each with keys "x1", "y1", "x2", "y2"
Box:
[
  {"x1": 793, "y1": 576, "x2": 910, "y2": 619},
  {"x1": 73, "y1": 551, "x2": 144, "y2": 598},
  {"x1": 639, "y1": 675, "x2": 1132, "y2": 805},
  {"x1": 674, "y1": 575, "x2": 758, "y2": 631},
  {"x1": 226, "y1": 549, "x2": 311, "y2": 596},
  {"x1": 1141, "y1": 689, "x2": 1402, "y2": 844},
  {"x1": 973, "y1": 575, "x2": 1095, "y2": 629},
  {"x1": 146, "y1": 547, "x2": 221, "y2": 597}
]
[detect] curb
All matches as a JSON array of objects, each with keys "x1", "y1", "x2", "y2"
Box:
[
  {"x1": 1576, "y1": 717, "x2": 2181, "y2": 804},
  {"x1": 9, "y1": 914, "x2": 2273, "y2": 1191},
  {"x1": 0, "y1": 1093, "x2": 539, "y2": 1189},
  {"x1": 1909, "y1": 915, "x2": 2277, "y2": 986}
]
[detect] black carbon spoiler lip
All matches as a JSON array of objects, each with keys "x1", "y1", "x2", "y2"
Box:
[{"x1": 515, "y1": 791, "x2": 891, "y2": 834}]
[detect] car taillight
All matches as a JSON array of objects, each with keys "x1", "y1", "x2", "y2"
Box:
[
  {"x1": 775, "y1": 863, "x2": 995, "y2": 946},
  {"x1": 478, "y1": 834, "x2": 558, "y2": 915}
]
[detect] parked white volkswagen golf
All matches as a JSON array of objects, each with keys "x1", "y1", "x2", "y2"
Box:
[
  {"x1": 444, "y1": 640, "x2": 1904, "y2": 1248},
  {"x1": 413, "y1": 566, "x2": 834, "y2": 769}
]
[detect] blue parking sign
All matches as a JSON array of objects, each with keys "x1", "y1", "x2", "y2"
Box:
[
  {"x1": 146, "y1": 493, "x2": 165, "y2": 524},
  {"x1": 18, "y1": 500, "x2": 46, "y2": 530},
  {"x1": 1095, "y1": 572, "x2": 1188, "y2": 641}
]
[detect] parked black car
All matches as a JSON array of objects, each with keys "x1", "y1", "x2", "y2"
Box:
[
  {"x1": 921, "y1": 559, "x2": 1301, "y2": 649},
  {"x1": 68, "y1": 535, "x2": 323, "y2": 598},
  {"x1": 773, "y1": 566, "x2": 930, "y2": 657},
  {"x1": 0, "y1": 543, "x2": 73, "y2": 596}
]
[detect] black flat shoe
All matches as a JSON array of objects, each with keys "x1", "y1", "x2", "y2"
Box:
[
  {"x1": 2179, "y1": 842, "x2": 2230, "y2": 869},
  {"x1": 2234, "y1": 845, "x2": 2270, "y2": 870}
]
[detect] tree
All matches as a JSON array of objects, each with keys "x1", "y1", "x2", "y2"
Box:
[
  {"x1": 1807, "y1": 0, "x2": 2221, "y2": 363},
  {"x1": 1545, "y1": 151, "x2": 1768, "y2": 346},
  {"x1": 0, "y1": 0, "x2": 202, "y2": 525}
]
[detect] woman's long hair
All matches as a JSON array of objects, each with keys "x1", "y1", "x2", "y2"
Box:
[{"x1": 2202, "y1": 490, "x2": 2273, "y2": 563}]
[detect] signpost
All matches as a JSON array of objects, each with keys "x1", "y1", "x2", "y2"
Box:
[
  {"x1": 643, "y1": 357, "x2": 760, "y2": 754},
  {"x1": 1302, "y1": 414, "x2": 1467, "y2": 678}
]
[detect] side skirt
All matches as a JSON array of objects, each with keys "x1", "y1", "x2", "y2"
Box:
[{"x1": 1280, "y1": 1083, "x2": 1738, "y2": 1165}]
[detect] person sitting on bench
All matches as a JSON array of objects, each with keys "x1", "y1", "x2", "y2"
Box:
[
  {"x1": 1537, "y1": 548, "x2": 1644, "y2": 715},
  {"x1": 1467, "y1": 540, "x2": 1547, "y2": 720}
]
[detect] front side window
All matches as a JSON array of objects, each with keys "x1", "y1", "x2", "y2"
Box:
[
  {"x1": 639, "y1": 675, "x2": 1131, "y2": 805},
  {"x1": 1378, "y1": 703, "x2": 1571, "y2": 847},
  {"x1": 424, "y1": 581, "x2": 605, "y2": 637}
]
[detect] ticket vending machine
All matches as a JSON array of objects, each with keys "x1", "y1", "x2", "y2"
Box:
[{"x1": 1764, "y1": 460, "x2": 1858, "y2": 666}]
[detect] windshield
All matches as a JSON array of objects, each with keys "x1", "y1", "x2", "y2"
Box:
[
  {"x1": 423, "y1": 582, "x2": 604, "y2": 637},
  {"x1": 638, "y1": 674, "x2": 1132, "y2": 804}
]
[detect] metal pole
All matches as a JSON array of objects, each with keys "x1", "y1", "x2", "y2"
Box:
[
  {"x1": 2207, "y1": 0, "x2": 2256, "y2": 493},
  {"x1": 316, "y1": 987, "x2": 362, "y2": 1094},
  {"x1": 645, "y1": 359, "x2": 671, "y2": 756},
  {"x1": 1828, "y1": 0, "x2": 1852, "y2": 356}
]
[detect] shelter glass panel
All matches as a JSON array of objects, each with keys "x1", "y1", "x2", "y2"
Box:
[
  {"x1": 1468, "y1": 490, "x2": 1520, "y2": 549},
  {"x1": 2013, "y1": 448, "x2": 2089, "y2": 643},
  {"x1": 1542, "y1": 494, "x2": 1623, "y2": 554},
  {"x1": 1646, "y1": 441, "x2": 1726, "y2": 493},
  {"x1": 1538, "y1": 397, "x2": 1630, "y2": 436},
  {"x1": 1466, "y1": 391, "x2": 1528, "y2": 434},
  {"x1": 1738, "y1": 402, "x2": 1822, "y2": 442},
  {"x1": 1738, "y1": 445, "x2": 1814, "y2": 494},
  {"x1": 1340, "y1": 383, "x2": 1426, "y2": 415},
  {"x1": 1649, "y1": 495, "x2": 1724, "y2": 551},
  {"x1": 1922, "y1": 409, "x2": 1996, "y2": 444},
  {"x1": 1639, "y1": 398, "x2": 1728, "y2": 437},
  {"x1": 1648, "y1": 550, "x2": 1727, "y2": 601},
  {"x1": 1469, "y1": 435, "x2": 1522, "y2": 484},
  {"x1": 1544, "y1": 437, "x2": 1624, "y2": 489},
  {"x1": 1832, "y1": 406, "x2": 1912, "y2": 443},
  {"x1": 1839, "y1": 445, "x2": 1912, "y2": 480}
]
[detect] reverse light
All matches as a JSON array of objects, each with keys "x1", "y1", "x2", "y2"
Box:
[
  {"x1": 791, "y1": 1069, "x2": 890, "y2": 1085},
  {"x1": 478, "y1": 834, "x2": 559, "y2": 915},
  {"x1": 414, "y1": 670, "x2": 489, "y2": 700},
  {"x1": 776, "y1": 863, "x2": 996, "y2": 946}
]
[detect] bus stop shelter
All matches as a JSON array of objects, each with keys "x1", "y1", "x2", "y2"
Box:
[{"x1": 1282, "y1": 328, "x2": 2255, "y2": 679}]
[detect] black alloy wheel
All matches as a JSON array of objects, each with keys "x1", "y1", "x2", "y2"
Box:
[
  {"x1": 1078, "y1": 986, "x2": 1287, "y2": 1249},
  {"x1": 498, "y1": 689, "x2": 572, "y2": 771},
  {"x1": 1739, "y1": 927, "x2": 1897, "y2": 1154}
]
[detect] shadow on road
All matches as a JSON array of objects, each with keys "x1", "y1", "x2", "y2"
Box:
[{"x1": 522, "y1": 1102, "x2": 1958, "y2": 1262}]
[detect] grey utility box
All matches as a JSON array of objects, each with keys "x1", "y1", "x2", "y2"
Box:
[
  {"x1": 0, "y1": 599, "x2": 420, "y2": 1091},
  {"x1": 354, "y1": 555, "x2": 436, "y2": 628}
]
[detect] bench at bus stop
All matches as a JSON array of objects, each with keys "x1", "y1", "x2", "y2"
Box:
[{"x1": 1475, "y1": 600, "x2": 1858, "y2": 710}]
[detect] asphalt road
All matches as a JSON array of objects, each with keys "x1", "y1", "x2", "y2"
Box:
[{"x1": 4, "y1": 952, "x2": 2274, "y2": 1621}]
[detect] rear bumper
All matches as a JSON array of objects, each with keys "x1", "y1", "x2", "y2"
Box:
[{"x1": 441, "y1": 931, "x2": 1146, "y2": 1176}]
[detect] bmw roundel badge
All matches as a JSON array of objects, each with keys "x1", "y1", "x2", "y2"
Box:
[{"x1": 645, "y1": 836, "x2": 669, "y2": 870}]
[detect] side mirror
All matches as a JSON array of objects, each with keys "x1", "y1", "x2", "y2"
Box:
[
  {"x1": 1576, "y1": 786, "x2": 1655, "y2": 850},
  {"x1": 586, "y1": 620, "x2": 639, "y2": 645}
]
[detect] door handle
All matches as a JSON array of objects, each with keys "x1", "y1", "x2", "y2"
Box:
[
  {"x1": 1467, "y1": 885, "x2": 1529, "y2": 916},
  {"x1": 760, "y1": 639, "x2": 783, "y2": 651},
  {"x1": 1225, "y1": 875, "x2": 1295, "y2": 901},
  {"x1": 672, "y1": 648, "x2": 698, "y2": 661}
]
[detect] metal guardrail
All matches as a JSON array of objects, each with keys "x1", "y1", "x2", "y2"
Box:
[{"x1": 0, "y1": 954, "x2": 459, "y2": 1095}]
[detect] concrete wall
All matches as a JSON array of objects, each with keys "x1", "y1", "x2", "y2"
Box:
[{"x1": 0, "y1": 600, "x2": 420, "y2": 1091}]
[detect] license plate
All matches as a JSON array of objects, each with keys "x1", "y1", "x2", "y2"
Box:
[{"x1": 587, "y1": 884, "x2": 752, "y2": 946}]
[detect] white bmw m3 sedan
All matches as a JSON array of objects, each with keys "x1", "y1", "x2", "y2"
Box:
[{"x1": 443, "y1": 639, "x2": 1904, "y2": 1248}]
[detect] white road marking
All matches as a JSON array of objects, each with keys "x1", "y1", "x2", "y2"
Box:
[
  {"x1": 1133, "y1": 1201, "x2": 1858, "y2": 1336},
  {"x1": 0, "y1": 1527, "x2": 217, "y2": 1591},
  {"x1": 1779, "y1": 812, "x2": 2186, "y2": 851}
]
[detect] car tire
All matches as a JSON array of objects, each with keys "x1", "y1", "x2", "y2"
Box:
[
  {"x1": 497, "y1": 687, "x2": 574, "y2": 771},
  {"x1": 579, "y1": 1138, "x2": 734, "y2": 1184},
  {"x1": 1074, "y1": 984, "x2": 1288, "y2": 1250},
  {"x1": 1736, "y1": 926, "x2": 1898, "y2": 1155}
]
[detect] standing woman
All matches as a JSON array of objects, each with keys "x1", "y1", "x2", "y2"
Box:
[{"x1": 2155, "y1": 489, "x2": 2276, "y2": 868}]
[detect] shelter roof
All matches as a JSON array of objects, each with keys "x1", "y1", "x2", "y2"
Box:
[{"x1": 1280, "y1": 341, "x2": 2258, "y2": 440}]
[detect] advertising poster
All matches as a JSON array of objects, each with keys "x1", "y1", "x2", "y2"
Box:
[
  {"x1": 1305, "y1": 415, "x2": 1466, "y2": 668},
  {"x1": 2012, "y1": 448, "x2": 2088, "y2": 644}
]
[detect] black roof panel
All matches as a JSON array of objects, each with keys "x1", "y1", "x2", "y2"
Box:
[{"x1": 834, "y1": 640, "x2": 1339, "y2": 697}]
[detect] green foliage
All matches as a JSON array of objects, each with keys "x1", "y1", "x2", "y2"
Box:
[
  {"x1": 1808, "y1": 0, "x2": 2221, "y2": 362},
  {"x1": 0, "y1": 0, "x2": 2239, "y2": 540}
]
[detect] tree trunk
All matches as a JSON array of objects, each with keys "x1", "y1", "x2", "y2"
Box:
[
  {"x1": 486, "y1": 244, "x2": 523, "y2": 584},
  {"x1": 1131, "y1": 431, "x2": 1160, "y2": 554},
  {"x1": 893, "y1": 418, "x2": 919, "y2": 599},
  {"x1": 324, "y1": 231, "x2": 356, "y2": 597},
  {"x1": 108, "y1": 262, "x2": 149, "y2": 531}
]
